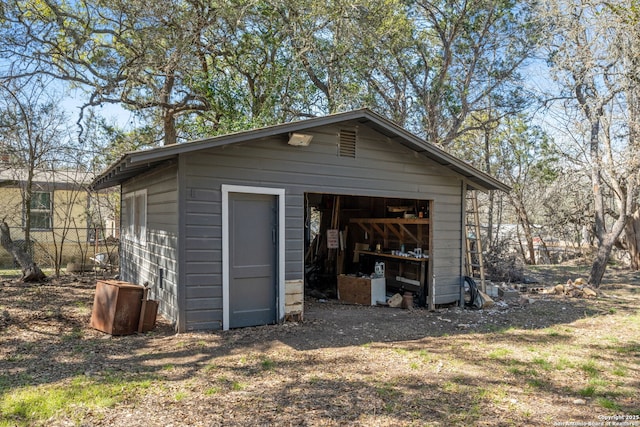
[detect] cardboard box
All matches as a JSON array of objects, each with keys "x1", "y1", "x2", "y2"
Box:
[{"x1": 337, "y1": 275, "x2": 386, "y2": 305}]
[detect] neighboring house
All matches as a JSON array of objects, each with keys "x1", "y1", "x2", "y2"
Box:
[
  {"x1": 92, "y1": 109, "x2": 509, "y2": 332},
  {"x1": 0, "y1": 168, "x2": 118, "y2": 268}
]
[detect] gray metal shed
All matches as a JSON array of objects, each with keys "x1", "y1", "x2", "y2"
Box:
[{"x1": 92, "y1": 108, "x2": 508, "y2": 332}]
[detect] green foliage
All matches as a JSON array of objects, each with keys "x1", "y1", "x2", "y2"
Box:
[{"x1": 2, "y1": 0, "x2": 537, "y2": 151}]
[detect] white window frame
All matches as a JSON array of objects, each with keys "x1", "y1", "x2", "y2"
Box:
[
  {"x1": 26, "y1": 191, "x2": 53, "y2": 231},
  {"x1": 123, "y1": 189, "x2": 147, "y2": 245}
]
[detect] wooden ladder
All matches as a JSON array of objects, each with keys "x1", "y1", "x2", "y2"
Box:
[{"x1": 465, "y1": 190, "x2": 486, "y2": 292}]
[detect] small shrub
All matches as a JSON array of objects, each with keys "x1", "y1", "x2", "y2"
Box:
[{"x1": 484, "y1": 240, "x2": 525, "y2": 282}]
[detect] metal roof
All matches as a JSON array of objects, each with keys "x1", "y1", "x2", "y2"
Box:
[{"x1": 91, "y1": 108, "x2": 510, "y2": 193}]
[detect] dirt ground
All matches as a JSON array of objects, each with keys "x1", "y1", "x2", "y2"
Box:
[{"x1": 1, "y1": 267, "x2": 639, "y2": 426}]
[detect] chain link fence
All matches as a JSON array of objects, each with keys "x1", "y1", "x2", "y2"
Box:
[{"x1": 0, "y1": 227, "x2": 119, "y2": 271}]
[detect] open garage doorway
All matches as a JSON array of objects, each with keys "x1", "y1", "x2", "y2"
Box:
[{"x1": 304, "y1": 193, "x2": 434, "y2": 307}]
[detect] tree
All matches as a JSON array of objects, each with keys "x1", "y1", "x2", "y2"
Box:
[
  {"x1": 492, "y1": 116, "x2": 558, "y2": 264},
  {"x1": 368, "y1": 0, "x2": 539, "y2": 144},
  {"x1": 542, "y1": 0, "x2": 640, "y2": 286},
  {"x1": 0, "y1": 78, "x2": 69, "y2": 281},
  {"x1": 606, "y1": 0, "x2": 640, "y2": 270},
  {"x1": 273, "y1": 0, "x2": 377, "y2": 114},
  {"x1": 1, "y1": 0, "x2": 243, "y2": 145},
  {"x1": 185, "y1": 2, "x2": 316, "y2": 136}
]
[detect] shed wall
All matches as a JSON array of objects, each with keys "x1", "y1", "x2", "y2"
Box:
[
  {"x1": 120, "y1": 164, "x2": 179, "y2": 326},
  {"x1": 182, "y1": 122, "x2": 464, "y2": 331}
]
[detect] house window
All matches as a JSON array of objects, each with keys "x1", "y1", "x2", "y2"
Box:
[
  {"x1": 123, "y1": 190, "x2": 147, "y2": 244},
  {"x1": 27, "y1": 192, "x2": 52, "y2": 230}
]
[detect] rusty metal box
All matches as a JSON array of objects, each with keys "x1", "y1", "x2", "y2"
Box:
[
  {"x1": 141, "y1": 300, "x2": 159, "y2": 332},
  {"x1": 90, "y1": 280, "x2": 144, "y2": 335}
]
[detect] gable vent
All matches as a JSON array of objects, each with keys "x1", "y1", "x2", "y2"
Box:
[{"x1": 338, "y1": 129, "x2": 357, "y2": 158}]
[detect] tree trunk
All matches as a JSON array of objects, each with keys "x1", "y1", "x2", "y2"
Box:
[
  {"x1": 0, "y1": 220, "x2": 46, "y2": 282},
  {"x1": 588, "y1": 214, "x2": 628, "y2": 287},
  {"x1": 163, "y1": 110, "x2": 177, "y2": 146},
  {"x1": 513, "y1": 197, "x2": 536, "y2": 265},
  {"x1": 623, "y1": 210, "x2": 640, "y2": 270}
]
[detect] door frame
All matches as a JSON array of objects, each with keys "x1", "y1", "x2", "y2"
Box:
[{"x1": 221, "y1": 184, "x2": 285, "y2": 330}]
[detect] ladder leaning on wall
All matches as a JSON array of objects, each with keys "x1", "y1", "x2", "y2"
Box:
[{"x1": 464, "y1": 190, "x2": 486, "y2": 293}]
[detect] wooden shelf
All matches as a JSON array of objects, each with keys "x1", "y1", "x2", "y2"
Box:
[
  {"x1": 349, "y1": 217, "x2": 429, "y2": 247},
  {"x1": 354, "y1": 250, "x2": 428, "y2": 263},
  {"x1": 350, "y1": 218, "x2": 430, "y2": 224}
]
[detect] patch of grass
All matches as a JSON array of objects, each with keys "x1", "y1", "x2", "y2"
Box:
[
  {"x1": 308, "y1": 376, "x2": 321, "y2": 384},
  {"x1": 375, "y1": 382, "x2": 400, "y2": 400},
  {"x1": 61, "y1": 327, "x2": 84, "y2": 341},
  {"x1": 418, "y1": 350, "x2": 435, "y2": 363},
  {"x1": 392, "y1": 348, "x2": 409, "y2": 356},
  {"x1": 578, "y1": 386, "x2": 596, "y2": 397},
  {"x1": 452, "y1": 375, "x2": 469, "y2": 384},
  {"x1": 0, "y1": 376, "x2": 10, "y2": 393},
  {"x1": 488, "y1": 348, "x2": 512, "y2": 359},
  {"x1": 588, "y1": 378, "x2": 608, "y2": 387},
  {"x1": 526, "y1": 378, "x2": 545, "y2": 389},
  {"x1": 508, "y1": 366, "x2": 538, "y2": 377},
  {"x1": 5, "y1": 354, "x2": 25, "y2": 363},
  {"x1": 442, "y1": 381, "x2": 460, "y2": 393},
  {"x1": 532, "y1": 357, "x2": 553, "y2": 371},
  {"x1": 73, "y1": 300, "x2": 88, "y2": 310},
  {"x1": 204, "y1": 387, "x2": 219, "y2": 396},
  {"x1": 475, "y1": 387, "x2": 489, "y2": 399},
  {"x1": 409, "y1": 362, "x2": 419, "y2": 370},
  {"x1": 174, "y1": 391, "x2": 187, "y2": 401},
  {"x1": 597, "y1": 398, "x2": 621, "y2": 411},
  {"x1": 555, "y1": 356, "x2": 574, "y2": 370},
  {"x1": 612, "y1": 364, "x2": 628, "y2": 376},
  {"x1": 447, "y1": 402, "x2": 481, "y2": 424},
  {"x1": 261, "y1": 358, "x2": 275, "y2": 371},
  {"x1": 202, "y1": 364, "x2": 217, "y2": 373},
  {"x1": 382, "y1": 402, "x2": 396, "y2": 413},
  {"x1": 0, "y1": 268, "x2": 53, "y2": 277},
  {"x1": 615, "y1": 343, "x2": 640, "y2": 355},
  {"x1": 485, "y1": 386, "x2": 508, "y2": 404},
  {"x1": 231, "y1": 381, "x2": 245, "y2": 391},
  {"x1": 0, "y1": 374, "x2": 152, "y2": 426},
  {"x1": 507, "y1": 367, "x2": 522, "y2": 375},
  {"x1": 162, "y1": 364, "x2": 175, "y2": 371},
  {"x1": 580, "y1": 360, "x2": 600, "y2": 378}
]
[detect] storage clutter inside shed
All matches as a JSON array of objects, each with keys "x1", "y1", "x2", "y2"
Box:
[{"x1": 304, "y1": 193, "x2": 433, "y2": 308}]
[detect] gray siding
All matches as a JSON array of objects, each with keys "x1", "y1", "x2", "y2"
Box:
[
  {"x1": 121, "y1": 164, "x2": 179, "y2": 327},
  {"x1": 182, "y1": 121, "x2": 464, "y2": 330}
]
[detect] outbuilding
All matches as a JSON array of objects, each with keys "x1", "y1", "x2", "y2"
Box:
[{"x1": 92, "y1": 109, "x2": 508, "y2": 332}]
